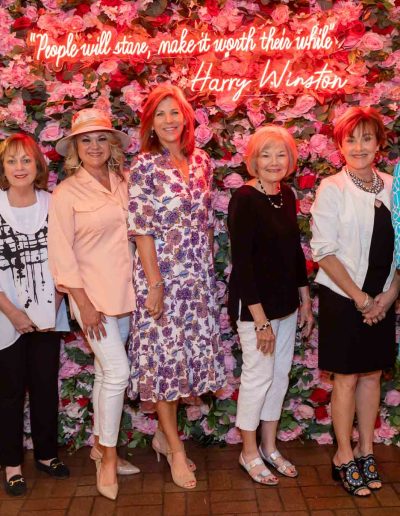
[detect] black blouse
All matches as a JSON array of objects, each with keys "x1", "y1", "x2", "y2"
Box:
[{"x1": 228, "y1": 184, "x2": 308, "y2": 322}]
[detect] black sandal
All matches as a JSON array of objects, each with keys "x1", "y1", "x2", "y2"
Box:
[
  {"x1": 356, "y1": 454, "x2": 382, "y2": 490},
  {"x1": 331, "y1": 460, "x2": 370, "y2": 497},
  {"x1": 3, "y1": 474, "x2": 27, "y2": 497}
]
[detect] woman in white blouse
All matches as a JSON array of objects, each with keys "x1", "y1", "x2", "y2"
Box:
[
  {"x1": 0, "y1": 134, "x2": 69, "y2": 497},
  {"x1": 311, "y1": 107, "x2": 399, "y2": 497}
]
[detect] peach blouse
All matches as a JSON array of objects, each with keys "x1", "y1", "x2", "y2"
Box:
[{"x1": 48, "y1": 167, "x2": 135, "y2": 316}]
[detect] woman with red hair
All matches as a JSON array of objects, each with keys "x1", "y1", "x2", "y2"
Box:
[
  {"x1": 311, "y1": 106, "x2": 399, "y2": 497},
  {"x1": 127, "y1": 84, "x2": 225, "y2": 489}
]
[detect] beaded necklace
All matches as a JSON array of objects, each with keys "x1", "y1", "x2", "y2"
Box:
[
  {"x1": 257, "y1": 179, "x2": 283, "y2": 209},
  {"x1": 345, "y1": 167, "x2": 384, "y2": 195}
]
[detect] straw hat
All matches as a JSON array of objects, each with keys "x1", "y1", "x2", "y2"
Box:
[{"x1": 55, "y1": 108, "x2": 131, "y2": 156}]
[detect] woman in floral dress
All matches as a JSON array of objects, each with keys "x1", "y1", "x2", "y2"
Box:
[{"x1": 127, "y1": 84, "x2": 225, "y2": 490}]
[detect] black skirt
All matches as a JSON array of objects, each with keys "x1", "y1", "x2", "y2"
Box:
[{"x1": 318, "y1": 203, "x2": 397, "y2": 374}]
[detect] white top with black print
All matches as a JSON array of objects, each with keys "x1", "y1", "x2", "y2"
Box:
[{"x1": 0, "y1": 189, "x2": 69, "y2": 349}]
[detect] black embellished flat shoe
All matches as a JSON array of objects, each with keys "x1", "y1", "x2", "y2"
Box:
[
  {"x1": 356, "y1": 454, "x2": 382, "y2": 490},
  {"x1": 3, "y1": 474, "x2": 27, "y2": 496},
  {"x1": 331, "y1": 460, "x2": 371, "y2": 497},
  {"x1": 35, "y1": 458, "x2": 70, "y2": 479}
]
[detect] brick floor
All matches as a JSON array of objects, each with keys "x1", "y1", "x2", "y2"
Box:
[{"x1": 0, "y1": 441, "x2": 399, "y2": 515}]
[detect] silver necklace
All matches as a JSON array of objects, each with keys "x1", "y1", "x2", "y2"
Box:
[
  {"x1": 346, "y1": 168, "x2": 383, "y2": 195},
  {"x1": 257, "y1": 179, "x2": 283, "y2": 208}
]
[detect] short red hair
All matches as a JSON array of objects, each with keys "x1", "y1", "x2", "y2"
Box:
[
  {"x1": 333, "y1": 106, "x2": 386, "y2": 148},
  {"x1": 140, "y1": 84, "x2": 195, "y2": 156}
]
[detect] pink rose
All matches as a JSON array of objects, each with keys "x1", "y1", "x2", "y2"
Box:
[
  {"x1": 297, "y1": 141, "x2": 310, "y2": 160},
  {"x1": 312, "y1": 432, "x2": 333, "y2": 445},
  {"x1": 232, "y1": 133, "x2": 251, "y2": 155},
  {"x1": 200, "y1": 419, "x2": 213, "y2": 435},
  {"x1": 224, "y1": 354, "x2": 236, "y2": 372},
  {"x1": 132, "y1": 415, "x2": 158, "y2": 435},
  {"x1": 195, "y1": 124, "x2": 213, "y2": 147},
  {"x1": 195, "y1": 108, "x2": 209, "y2": 125},
  {"x1": 97, "y1": 60, "x2": 119, "y2": 75},
  {"x1": 94, "y1": 95, "x2": 112, "y2": 115},
  {"x1": 291, "y1": 95, "x2": 317, "y2": 117},
  {"x1": 277, "y1": 426, "x2": 303, "y2": 441},
  {"x1": 225, "y1": 427, "x2": 242, "y2": 444},
  {"x1": 59, "y1": 361, "x2": 82, "y2": 379},
  {"x1": 271, "y1": 4, "x2": 289, "y2": 25},
  {"x1": 303, "y1": 349, "x2": 318, "y2": 369},
  {"x1": 374, "y1": 420, "x2": 397, "y2": 441},
  {"x1": 186, "y1": 405, "x2": 202, "y2": 421},
  {"x1": 39, "y1": 122, "x2": 64, "y2": 142},
  {"x1": 213, "y1": 191, "x2": 230, "y2": 213},
  {"x1": 358, "y1": 32, "x2": 385, "y2": 52},
  {"x1": 215, "y1": 383, "x2": 234, "y2": 400},
  {"x1": 326, "y1": 150, "x2": 343, "y2": 168},
  {"x1": 223, "y1": 173, "x2": 244, "y2": 189},
  {"x1": 309, "y1": 134, "x2": 328, "y2": 157},
  {"x1": 121, "y1": 85, "x2": 145, "y2": 112},
  {"x1": 216, "y1": 95, "x2": 238, "y2": 114},
  {"x1": 248, "y1": 110, "x2": 266, "y2": 128},
  {"x1": 295, "y1": 404, "x2": 314, "y2": 420},
  {"x1": 384, "y1": 389, "x2": 400, "y2": 406},
  {"x1": 64, "y1": 15, "x2": 86, "y2": 32},
  {"x1": 7, "y1": 97, "x2": 26, "y2": 125}
]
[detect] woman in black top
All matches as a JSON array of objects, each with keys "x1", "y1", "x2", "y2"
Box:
[{"x1": 228, "y1": 125, "x2": 313, "y2": 485}]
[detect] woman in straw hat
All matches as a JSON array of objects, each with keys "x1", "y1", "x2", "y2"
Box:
[{"x1": 48, "y1": 108, "x2": 138, "y2": 500}]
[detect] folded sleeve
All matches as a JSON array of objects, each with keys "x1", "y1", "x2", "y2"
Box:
[
  {"x1": 127, "y1": 155, "x2": 156, "y2": 238},
  {"x1": 310, "y1": 180, "x2": 341, "y2": 262},
  {"x1": 228, "y1": 190, "x2": 260, "y2": 306},
  {"x1": 47, "y1": 189, "x2": 84, "y2": 291},
  {"x1": 392, "y1": 162, "x2": 400, "y2": 268}
]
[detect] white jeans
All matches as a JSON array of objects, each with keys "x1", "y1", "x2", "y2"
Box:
[
  {"x1": 71, "y1": 299, "x2": 130, "y2": 447},
  {"x1": 235, "y1": 310, "x2": 297, "y2": 431}
]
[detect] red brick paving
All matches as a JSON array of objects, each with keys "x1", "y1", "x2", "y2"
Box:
[{"x1": 0, "y1": 441, "x2": 399, "y2": 515}]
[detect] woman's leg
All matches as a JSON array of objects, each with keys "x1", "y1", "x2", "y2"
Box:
[
  {"x1": 156, "y1": 399, "x2": 196, "y2": 488},
  {"x1": 0, "y1": 336, "x2": 26, "y2": 479},
  {"x1": 72, "y1": 302, "x2": 130, "y2": 488},
  {"x1": 27, "y1": 331, "x2": 61, "y2": 463},
  {"x1": 235, "y1": 320, "x2": 277, "y2": 483},
  {"x1": 259, "y1": 311, "x2": 297, "y2": 475},
  {"x1": 354, "y1": 370, "x2": 382, "y2": 488}
]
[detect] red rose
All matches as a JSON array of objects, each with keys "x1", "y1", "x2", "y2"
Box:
[
  {"x1": 206, "y1": 0, "x2": 219, "y2": 16},
  {"x1": 295, "y1": 199, "x2": 300, "y2": 214},
  {"x1": 306, "y1": 260, "x2": 318, "y2": 276},
  {"x1": 108, "y1": 69, "x2": 130, "y2": 92},
  {"x1": 374, "y1": 414, "x2": 381, "y2": 429},
  {"x1": 77, "y1": 398, "x2": 89, "y2": 407},
  {"x1": 315, "y1": 405, "x2": 328, "y2": 421},
  {"x1": 148, "y1": 13, "x2": 171, "y2": 27},
  {"x1": 374, "y1": 25, "x2": 394, "y2": 35},
  {"x1": 12, "y1": 16, "x2": 33, "y2": 31},
  {"x1": 101, "y1": 0, "x2": 121, "y2": 6},
  {"x1": 61, "y1": 399, "x2": 70, "y2": 407},
  {"x1": 347, "y1": 21, "x2": 366, "y2": 38},
  {"x1": 298, "y1": 174, "x2": 316, "y2": 189},
  {"x1": 45, "y1": 149, "x2": 63, "y2": 162},
  {"x1": 309, "y1": 388, "x2": 330, "y2": 404},
  {"x1": 75, "y1": 4, "x2": 91, "y2": 16},
  {"x1": 231, "y1": 389, "x2": 239, "y2": 401}
]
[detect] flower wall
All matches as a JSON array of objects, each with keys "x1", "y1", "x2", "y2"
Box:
[{"x1": 1, "y1": 0, "x2": 400, "y2": 450}]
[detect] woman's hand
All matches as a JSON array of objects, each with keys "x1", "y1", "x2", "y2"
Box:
[
  {"x1": 299, "y1": 300, "x2": 314, "y2": 338},
  {"x1": 9, "y1": 308, "x2": 36, "y2": 333},
  {"x1": 364, "y1": 290, "x2": 397, "y2": 325},
  {"x1": 80, "y1": 301, "x2": 107, "y2": 340},
  {"x1": 145, "y1": 287, "x2": 164, "y2": 320},
  {"x1": 256, "y1": 325, "x2": 275, "y2": 355}
]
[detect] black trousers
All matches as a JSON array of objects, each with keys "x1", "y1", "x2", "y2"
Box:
[{"x1": 0, "y1": 331, "x2": 61, "y2": 466}]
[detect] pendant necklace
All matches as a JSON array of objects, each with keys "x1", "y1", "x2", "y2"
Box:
[{"x1": 257, "y1": 179, "x2": 283, "y2": 209}]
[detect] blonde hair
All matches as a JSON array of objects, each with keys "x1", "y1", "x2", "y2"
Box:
[
  {"x1": 245, "y1": 126, "x2": 298, "y2": 177},
  {"x1": 64, "y1": 132, "x2": 125, "y2": 179}
]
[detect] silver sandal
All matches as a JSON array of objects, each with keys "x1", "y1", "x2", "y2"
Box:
[
  {"x1": 259, "y1": 447, "x2": 298, "y2": 478},
  {"x1": 239, "y1": 453, "x2": 279, "y2": 485}
]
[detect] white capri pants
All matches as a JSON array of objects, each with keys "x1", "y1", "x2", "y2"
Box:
[
  {"x1": 71, "y1": 299, "x2": 130, "y2": 447},
  {"x1": 235, "y1": 310, "x2": 297, "y2": 432}
]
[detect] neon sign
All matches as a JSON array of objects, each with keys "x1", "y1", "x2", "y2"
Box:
[{"x1": 27, "y1": 21, "x2": 348, "y2": 101}]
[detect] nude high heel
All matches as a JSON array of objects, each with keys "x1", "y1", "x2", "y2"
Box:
[
  {"x1": 90, "y1": 446, "x2": 140, "y2": 475},
  {"x1": 166, "y1": 449, "x2": 197, "y2": 490},
  {"x1": 96, "y1": 460, "x2": 118, "y2": 500},
  {"x1": 151, "y1": 429, "x2": 196, "y2": 471}
]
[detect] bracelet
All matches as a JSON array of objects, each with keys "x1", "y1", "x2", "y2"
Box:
[
  {"x1": 255, "y1": 320, "x2": 271, "y2": 332},
  {"x1": 149, "y1": 279, "x2": 164, "y2": 290},
  {"x1": 355, "y1": 292, "x2": 372, "y2": 312}
]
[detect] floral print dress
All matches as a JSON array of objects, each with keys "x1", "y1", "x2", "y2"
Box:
[{"x1": 127, "y1": 148, "x2": 226, "y2": 402}]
